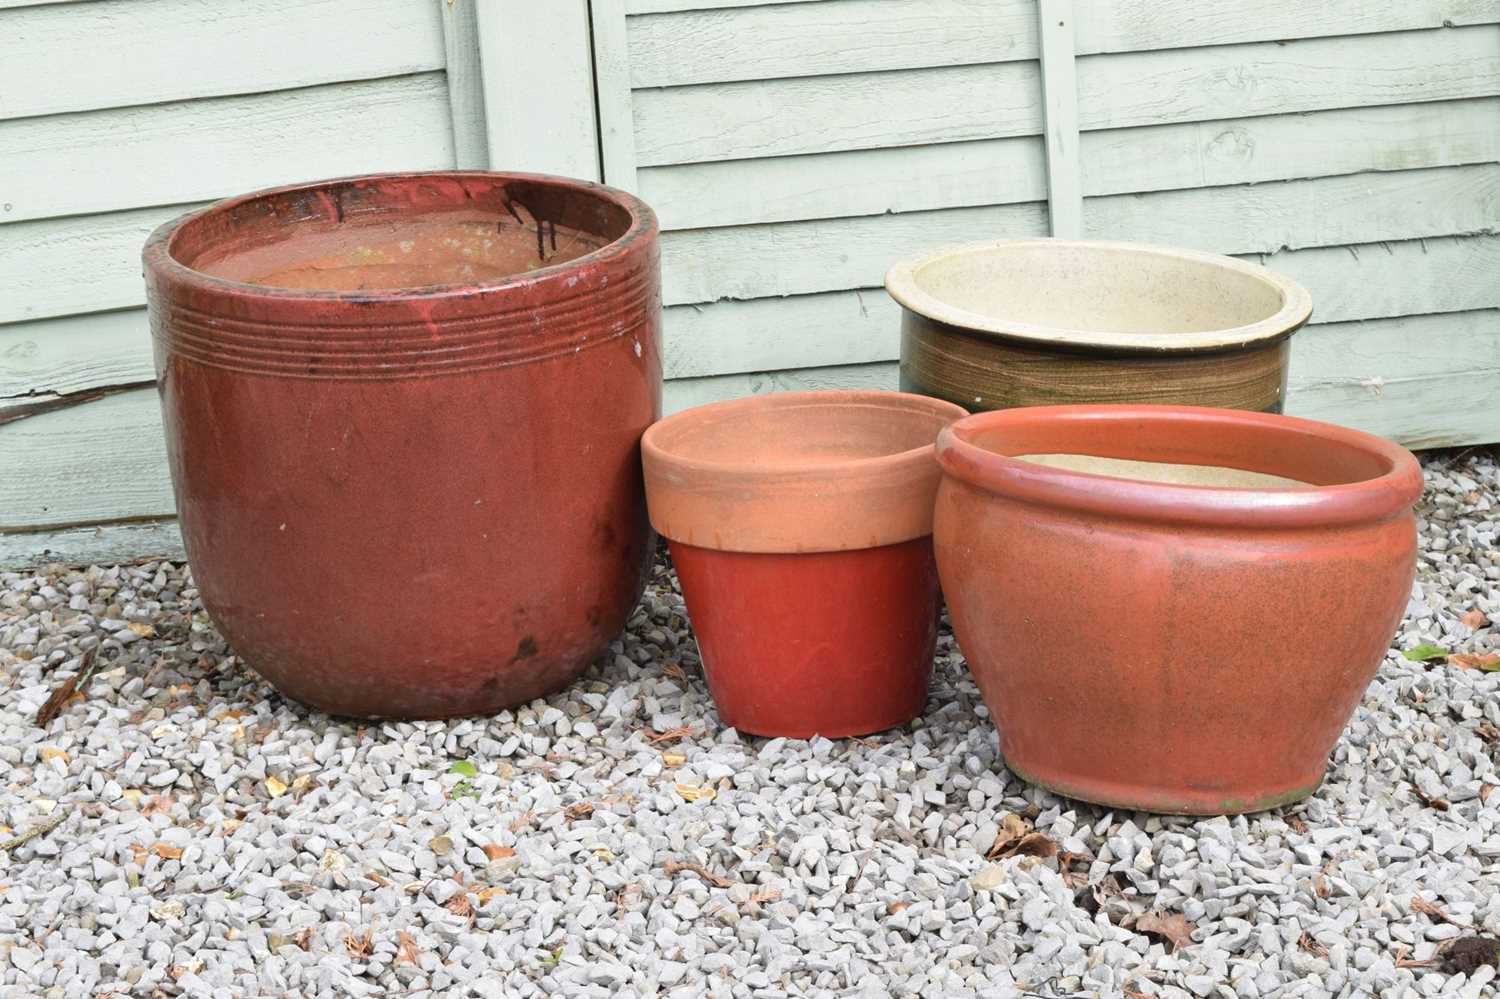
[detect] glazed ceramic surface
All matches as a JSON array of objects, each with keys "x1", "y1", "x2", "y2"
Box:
[
  {"x1": 642, "y1": 391, "x2": 966, "y2": 738},
  {"x1": 144, "y1": 172, "x2": 661, "y2": 718},
  {"x1": 886, "y1": 239, "x2": 1312, "y2": 413},
  {"x1": 934, "y1": 405, "x2": 1422, "y2": 813}
]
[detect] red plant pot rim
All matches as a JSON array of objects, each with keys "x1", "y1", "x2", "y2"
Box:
[
  {"x1": 142, "y1": 172, "x2": 658, "y2": 378},
  {"x1": 936, "y1": 404, "x2": 1423, "y2": 529},
  {"x1": 643, "y1": 390, "x2": 968, "y2": 553}
]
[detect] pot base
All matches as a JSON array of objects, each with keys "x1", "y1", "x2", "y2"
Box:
[
  {"x1": 1003, "y1": 757, "x2": 1325, "y2": 816},
  {"x1": 670, "y1": 538, "x2": 940, "y2": 740}
]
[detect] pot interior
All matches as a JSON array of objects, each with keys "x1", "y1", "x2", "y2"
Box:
[
  {"x1": 964, "y1": 411, "x2": 1399, "y2": 489},
  {"x1": 654, "y1": 397, "x2": 954, "y2": 471},
  {"x1": 1014, "y1": 453, "x2": 1311, "y2": 488},
  {"x1": 910, "y1": 243, "x2": 1286, "y2": 337},
  {"x1": 172, "y1": 175, "x2": 634, "y2": 291}
]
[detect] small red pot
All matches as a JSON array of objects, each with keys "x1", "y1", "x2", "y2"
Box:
[
  {"x1": 144, "y1": 172, "x2": 660, "y2": 718},
  {"x1": 642, "y1": 391, "x2": 967, "y2": 738},
  {"x1": 935, "y1": 405, "x2": 1422, "y2": 813}
]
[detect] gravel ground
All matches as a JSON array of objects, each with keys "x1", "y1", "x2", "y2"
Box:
[{"x1": 3, "y1": 451, "x2": 1499, "y2": 999}]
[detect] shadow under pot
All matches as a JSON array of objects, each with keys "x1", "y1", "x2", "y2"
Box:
[
  {"x1": 933, "y1": 404, "x2": 1423, "y2": 814},
  {"x1": 143, "y1": 171, "x2": 662, "y2": 719},
  {"x1": 641, "y1": 390, "x2": 968, "y2": 739},
  {"x1": 885, "y1": 239, "x2": 1313, "y2": 414}
]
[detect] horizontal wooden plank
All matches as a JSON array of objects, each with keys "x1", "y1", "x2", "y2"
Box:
[
  {"x1": 661, "y1": 201, "x2": 1048, "y2": 306},
  {"x1": 0, "y1": 520, "x2": 184, "y2": 570},
  {"x1": 664, "y1": 360, "x2": 899, "y2": 413},
  {"x1": 627, "y1": 0, "x2": 1499, "y2": 88},
  {"x1": 665, "y1": 289, "x2": 900, "y2": 380},
  {"x1": 654, "y1": 168, "x2": 1495, "y2": 307},
  {"x1": 641, "y1": 98, "x2": 1500, "y2": 229},
  {"x1": 1085, "y1": 164, "x2": 1500, "y2": 256},
  {"x1": 1082, "y1": 97, "x2": 1500, "y2": 199},
  {"x1": 1289, "y1": 310, "x2": 1500, "y2": 387},
  {"x1": 1, "y1": 205, "x2": 195, "y2": 323},
  {"x1": 626, "y1": 0, "x2": 819, "y2": 12},
  {"x1": 1074, "y1": 0, "x2": 1500, "y2": 56},
  {"x1": 1076, "y1": 25, "x2": 1500, "y2": 132},
  {"x1": 1, "y1": 0, "x2": 444, "y2": 121},
  {"x1": 628, "y1": 0, "x2": 1038, "y2": 88},
  {"x1": 0, "y1": 73, "x2": 454, "y2": 224},
  {"x1": 1258, "y1": 234, "x2": 1500, "y2": 325},
  {"x1": 1287, "y1": 369, "x2": 1500, "y2": 448},
  {"x1": 633, "y1": 61, "x2": 1041, "y2": 166},
  {"x1": 0, "y1": 310, "x2": 153, "y2": 400},
  {"x1": 0, "y1": 387, "x2": 174, "y2": 529}
]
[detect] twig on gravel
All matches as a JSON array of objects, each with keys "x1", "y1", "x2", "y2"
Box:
[
  {"x1": 662, "y1": 860, "x2": 735, "y2": 888},
  {"x1": 644, "y1": 725, "x2": 698, "y2": 745},
  {"x1": 34, "y1": 647, "x2": 98, "y2": 727},
  {"x1": 1412, "y1": 896, "x2": 1467, "y2": 926},
  {"x1": 0, "y1": 808, "x2": 69, "y2": 852}
]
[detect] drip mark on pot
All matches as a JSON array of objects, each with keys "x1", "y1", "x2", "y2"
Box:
[{"x1": 511, "y1": 636, "x2": 538, "y2": 662}]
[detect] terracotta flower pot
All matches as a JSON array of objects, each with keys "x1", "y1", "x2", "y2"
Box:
[
  {"x1": 642, "y1": 391, "x2": 967, "y2": 738},
  {"x1": 934, "y1": 405, "x2": 1422, "y2": 814},
  {"x1": 885, "y1": 239, "x2": 1312, "y2": 413},
  {"x1": 143, "y1": 172, "x2": 660, "y2": 718}
]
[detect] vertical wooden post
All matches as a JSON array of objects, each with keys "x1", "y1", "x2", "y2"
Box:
[
  {"x1": 474, "y1": 0, "x2": 601, "y2": 181},
  {"x1": 441, "y1": 0, "x2": 489, "y2": 169},
  {"x1": 589, "y1": 0, "x2": 639, "y2": 192},
  {"x1": 1037, "y1": 0, "x2": 1083, "y2": 238}
]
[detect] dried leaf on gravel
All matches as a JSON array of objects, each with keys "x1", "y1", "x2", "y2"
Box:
[
  {"x1": 662, "y1": 860, "x2": 734, "y2": 888},
  {"x1": 1441, "y1": 935, "x2": 1500, "y2": 975},
  {"x1": 1411, "y1": 785, "x2": 1450, "y2": 811},
  {"x1": 987, "y1": 813, "x2": 1056, "y2": 861},
  {"x1": 1403, "y1": 643, "x2": 1450, "y2": 662},
  {"x1": 1412, "y1": 896, "x2": 1464, "y2": 925},
  {"x1": 395, "y1": 931, "x2": 421, "y2": 966},
  {"x1": 344, "y1": 929, "x2": 373, "y2": 959},
  {"x1": 482, "y1": 844, "x2": 515, "y2": 861},
  {"x1": 151, "y1": 843, "x2": 184, "y2": 861},
  {"x1": 1449, "y1": 653, "x2": 1500, "y2": 671},
  {"x1": 34, "y1": 647, "x2": 98, "y2": 727},
  {"x1": 675, "y1": 783, "x2": 716, "y2": 803},
  {"x1": 1461, "y1": 609, "x2": 1490, "y2": 629},
  {"x1": 127, "y1": 622, "x2": 156, "y2": 638},
  {"x1": 564, "y1": 802, "x2": 595, "y2": 821},
  {"x1": 887, "y1": 901, "x2": 911, "y2": 916},
  {"x1": 1133, "y1": 911, "x2": 1196, "y2": 952},
  {"x1": 142, "y1": 795, "x2": 174, "y2": 818},
  {"x1": 264, "y1": 777, "x2": 288, "y2": 798},
  {"x1": 1299, "y1": 930, "x2": 1329, "y2": 958},
  {"x1": 444, "y1": 892, "x2": 474, "y2": 921}
]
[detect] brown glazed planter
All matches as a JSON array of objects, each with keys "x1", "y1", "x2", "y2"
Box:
[
  {"x1": 934, "y1": 405, "x2": 1422, "y2": 814},
  {"x1": 642, "y1": 391, "x2": 966, "y2": 738},
  {"x1": 143, "y1": 172, "x2": 660, "y2": 718},
  {"x1": 886, "y1": 239, "x2": 1313, "y2": 413}
]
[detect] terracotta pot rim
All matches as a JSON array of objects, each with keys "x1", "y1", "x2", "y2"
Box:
[
  {"x1": 643, "y1": 390, "x2": 967, "y2": 553},
  {"x1": 143, "y1": 170, "x2": 656, "y2": 308},
  {"x1": 885, "y1": 238, "x2": 1313, "y2": 354},
  {"x1": 937, "y1": 404, "x2": 1422, "y2": 529}
]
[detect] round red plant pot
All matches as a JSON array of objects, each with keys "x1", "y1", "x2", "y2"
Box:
[
  {"x1": 934, "y1": 405, "x2": 1422, "y2": 814},
  {"x1": 642, "y1": 391, "x2": 967, "y2": 739},
  {"x1": 144, "y1": 172, "x2": 661, "y2": 718}
]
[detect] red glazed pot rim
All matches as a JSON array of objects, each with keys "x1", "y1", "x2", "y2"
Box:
[
  {"x1": 937, "y1": 405, "x2": 1423, "y2": 529},
  {"x1": 885, "y1": 238, "x2": 1313, "y2": 354},
  {"x1": 643, "y1": 390, "x2": 968, "y2": 554},
  {"x1": 143, "y1": 170, "x2": 656, "y2": 306}
]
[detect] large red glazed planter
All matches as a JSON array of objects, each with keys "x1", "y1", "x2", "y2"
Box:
[
  {"x1": 934, "y1": 405, "x2": 1423, "y2": 814},
  {"x1": 143, "y1": 172, "x2": 660, "y2": 718}
]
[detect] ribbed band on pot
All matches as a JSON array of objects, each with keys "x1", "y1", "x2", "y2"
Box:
[
  {"x1": 642, "y1": 391, "x2": 968, "y2": 554},
  {"x1": 143, "y1": 171, "x2": 659, "y2": 381},
  {"x1": 936, "y1": 405, "x2": 1423, "y2": 530}
]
